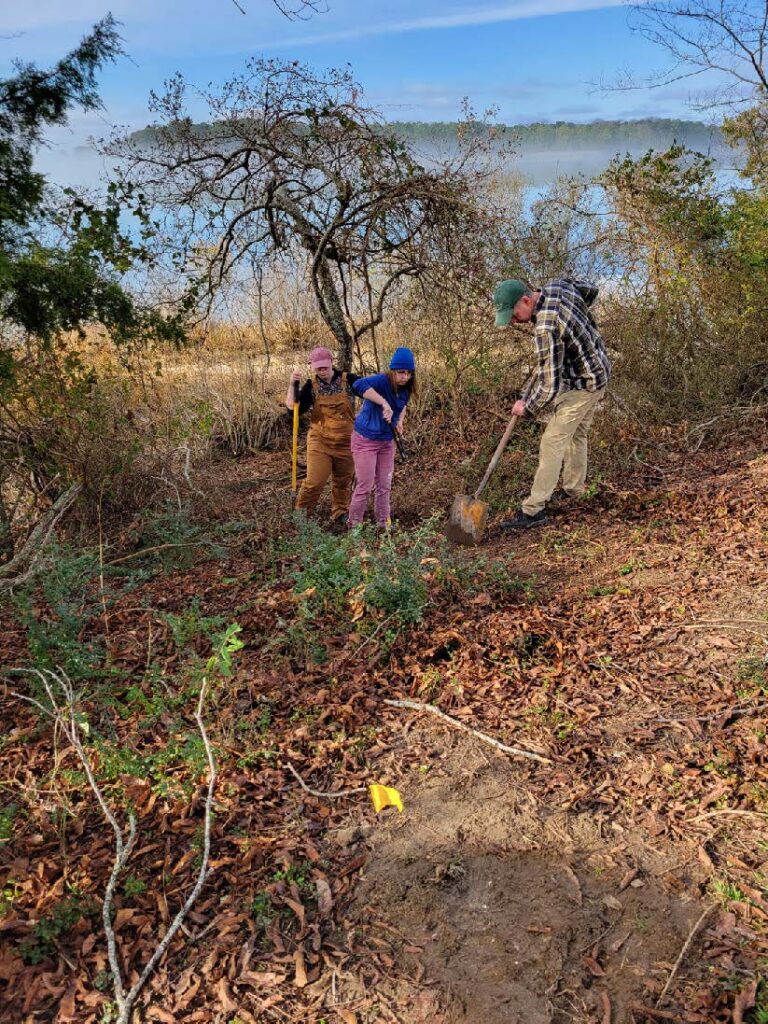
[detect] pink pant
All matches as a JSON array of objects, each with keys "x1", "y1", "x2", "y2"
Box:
[{"x1": 348, "y1": 431, "x2": 395, "y2": 526}]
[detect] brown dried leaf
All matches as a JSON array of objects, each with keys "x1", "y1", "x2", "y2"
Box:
[
  {"x1": 583, "y1": 955, "x2": 605, "y2": 977},
  {"x1": 294, "y1": 949, "x2": 308, "y2": 988},
  {"x1": 216, "y1": 977, "x2": 239, "y2": 1013},
  {"x1": 57, "y1": 987, "x2": 77, "y2": 1021},
  {"x1": 732, "y1": 979, "x2": 757, "y2": 1024},
  {"x1": 316, "y1": 877, "x2": 334, "y2": 918}
]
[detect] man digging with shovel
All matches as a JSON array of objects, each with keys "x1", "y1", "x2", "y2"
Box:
[{"x1": 493, "y1": 277, "x2": 611, "y2": 531}]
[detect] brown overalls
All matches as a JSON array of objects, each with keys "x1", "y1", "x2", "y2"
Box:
[{"x1": 295, "y1": 372, "x2": 355, "y2": 520}]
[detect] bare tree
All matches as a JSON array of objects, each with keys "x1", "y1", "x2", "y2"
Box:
[
  {"x1": 108, "y1": 62, "x2": 496, "y2": 369},
  {"x1": 621, "y1": 0, "x2": 767, "y2": 108},
  {"x1": 233, "y1": 0, "x2": 329, "y2": 17}
]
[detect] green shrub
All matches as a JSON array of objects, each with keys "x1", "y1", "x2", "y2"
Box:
[
  {"x1": 10, "y1": 543, "x2": 106, "y2": 684},
  {"x1": 292, "y1": 514, "x2": 362, "y2": 605}
]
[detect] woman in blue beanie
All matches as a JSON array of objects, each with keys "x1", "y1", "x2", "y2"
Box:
[{"x1": 347, "y1": 347, "x2": 417, "y2": 528}]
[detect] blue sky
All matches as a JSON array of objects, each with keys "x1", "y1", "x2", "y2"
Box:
[{"x1": 0, "y1": 0, "x2": 728, "y2": 170}]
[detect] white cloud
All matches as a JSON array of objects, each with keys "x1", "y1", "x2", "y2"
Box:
[
  {"x1": 255, "y1": 0, "x2": 628, "y2": 49},
  {"x1": 0, "y1": 0, "x2": 627, "y2": 65}
]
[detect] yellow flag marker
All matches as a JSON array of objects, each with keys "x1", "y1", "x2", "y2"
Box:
[{"x1": 368, "y1": 784, "x2": 403, "y2": 813}]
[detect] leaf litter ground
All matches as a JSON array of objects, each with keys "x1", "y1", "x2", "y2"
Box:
[{"x1": 1, "y1": 422, "x2": 768, "y2": 1023}]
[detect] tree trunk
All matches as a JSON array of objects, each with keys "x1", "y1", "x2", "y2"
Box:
[{"x1": 314, "y1": 256, "x2": 354, "y2": 371}]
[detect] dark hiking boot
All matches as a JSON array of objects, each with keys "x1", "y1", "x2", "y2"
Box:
[
  {"x1": 499, "y1": 509, "x2": 548, "y2": 531},
  {"x1": 328, "y1": 513, "x2": 348, "y2": 534}
]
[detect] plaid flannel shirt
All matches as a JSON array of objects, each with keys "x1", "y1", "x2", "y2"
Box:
[{"x1": 521, "y1": 278, "x2": 611, "y2": 416}]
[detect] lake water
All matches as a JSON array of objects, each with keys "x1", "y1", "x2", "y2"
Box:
[{"x1": 36, "y1": 138, "x2": 743, "y2": 195}]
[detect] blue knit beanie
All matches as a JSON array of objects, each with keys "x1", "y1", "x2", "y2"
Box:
[{"x1": 389, "y1": 347, "x2": 416, "y2": 372}]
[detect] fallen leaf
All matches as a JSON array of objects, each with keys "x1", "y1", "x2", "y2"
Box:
[
  {"x1": 294, "y1": 949, "x2": 308, "y2": 988},
  {"x1": 583, "y1": 955, "x2": 605, "y2": 977},
  {"x1": 57, "y1": 987, "x2": 77, "y2": 1021},
  {"x1": 733, "y1": 979, "x2": 757, "y2": 1024},
  {"x1": 619, "y1": 868, "x2": 638, "y2": 891},
  {"x1": 599, "y1": 989, "x2": 611, "y2": 1024},
  {"x1": 217, "y1": 977, "x2": 239, "y2": 1013},
  {"x1": 316, "y1": 877, "x2": 333, "y2": 917}
]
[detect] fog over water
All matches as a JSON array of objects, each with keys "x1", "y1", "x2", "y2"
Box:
[{"x1": 36, "y1": 127, "x2": 739, "y2": 196}]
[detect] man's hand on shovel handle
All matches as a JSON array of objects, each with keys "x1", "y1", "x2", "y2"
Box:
[{"x1": 511, "y1": 398, "x2": 527, "y2": 418}]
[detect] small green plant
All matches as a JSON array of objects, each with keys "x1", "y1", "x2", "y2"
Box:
[
  {"x1": 737, "y1": 655, "x2": 767, "y2": 693},
  {"x1": 0, "y1": 879, "x2": 20, "y2": 918},
  {"x1": 272, "y1": 861, "x2": 313, "y2": 891},
  {"x1": 633, "y1": 912, "x2": 649, "y2": 933},
  {"x1": 0, "y1": 804, "x2": 18, "y2": 843},
  {"x1": 115, "y1": 673, "x2": 192, "y2": 727},
  {"x1": 416, "y1": 666, "x2": 442, "y2": 701},
  {"x1": 249, "y1": 891, "x2": 275, "y2": 929},
  {"x1": 516, "y1": 631, "x2": 549, "y2": 662},
  {"x1": 238, "y1": 748, "x2": 279, "y2": 769},
  {"x1": 19, "y1": 894, "x2": 96, "y2": 964},
  {"x1": 93, "y1": 968, "x2": 112, "y2": 992},
  {"x1": 581, "y1": 475, "x2": 602, "y2": 500},
  {"x1": 160, "y1": 597, "x2": 227, "y2": 652},
  {"x1": 122, "y1": 875, "x2": 147, "y2": 899},
  {"x1": 526, "y1": 702, "x2": 576, "y2": 741},
  {"x1": 99, "y1": 1001, "x2": 119, "y2": 1023},
  {"x1": 709, "y1": 877, "x2": 746, "y2": 906},
  {"x1": 136, "y1": 503, "x2": 225, "y2": 570},
  {"x1": 255, "y1": 698, "x2": 273, "y2": 736}
]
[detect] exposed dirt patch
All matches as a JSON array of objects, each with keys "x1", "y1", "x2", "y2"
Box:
[{"x1": 352, "y1": 740, "x2": 709, "y2": 1024}]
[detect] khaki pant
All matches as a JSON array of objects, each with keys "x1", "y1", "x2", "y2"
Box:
[
  {"x1": 296, "y1": 430, "x2": 354, "y2": 520},
  {"x1": 522, "y1": 388, "x2": 605, "y2": 517}
]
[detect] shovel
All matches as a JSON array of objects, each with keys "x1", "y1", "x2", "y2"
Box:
[
  {"x1": 290, "y1": 379, "x2": 300, "y2": 506},
  {"x1": 447, "y1": 414, "x2": 519, "y2": 545}
]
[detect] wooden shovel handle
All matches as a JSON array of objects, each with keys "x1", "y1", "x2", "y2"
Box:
[{"x1": 473, "y1": 414, "x2": 519, "y2": 500}]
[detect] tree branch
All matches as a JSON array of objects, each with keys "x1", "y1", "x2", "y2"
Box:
[
  {"x1": 12, "y1": 668, "x2": 217, "y2": 1024},
  {"x1": 383, "y1": 699, "x2": 553, "y2": 765}
]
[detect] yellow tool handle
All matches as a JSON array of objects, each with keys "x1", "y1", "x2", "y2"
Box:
[{"x1": 291, "y1": 381, "x2": 299, "y2": 495}]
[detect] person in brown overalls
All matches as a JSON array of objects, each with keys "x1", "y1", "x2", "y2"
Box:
[{"x1": 284, "y1": 347, "x2": 359, "y2": 526}]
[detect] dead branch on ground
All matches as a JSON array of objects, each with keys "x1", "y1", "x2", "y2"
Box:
[
  {"x1": 286, "y1": 761, "x2": 367, "y2": 799},
  {"x1": 12, "y1": 667, "x2": 217, "y2": 1024},
  {"x1": 383, "y1": 698, "x2": 553, "y2": 765},
  {"x1": 0, "y1": 483, "x2": 81, "y2": 591},
  {"x1": 656, "y1": 904, "x2": 714, "y2": 1007}
]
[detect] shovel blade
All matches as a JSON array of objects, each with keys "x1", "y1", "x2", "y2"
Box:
[{"x1": 447, "y1": 494, "x2": 489, "y2": 546}]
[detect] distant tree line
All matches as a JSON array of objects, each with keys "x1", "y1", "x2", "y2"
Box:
[{"x1": 129, "y1": 117, "x2": 725, "y2": 154}]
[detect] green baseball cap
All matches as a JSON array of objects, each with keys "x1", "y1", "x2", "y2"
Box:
[{"x1": 493, "y1": 279, "x2": 527, "y2": 327}]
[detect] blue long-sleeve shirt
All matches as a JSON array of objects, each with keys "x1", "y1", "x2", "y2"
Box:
[{"x1": 352, "y1": 373, "x2": 410, "y2": 441}]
